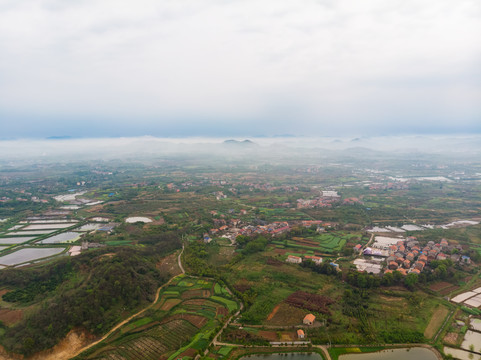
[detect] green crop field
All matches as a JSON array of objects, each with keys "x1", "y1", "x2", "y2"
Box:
[{"x1": 78, "y1": 276, "x2": 237, "y2": 360}]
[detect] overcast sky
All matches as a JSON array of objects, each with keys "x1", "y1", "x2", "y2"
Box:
[{"x1": 0, "y1": 0, "x2": 480, "y2": 138}]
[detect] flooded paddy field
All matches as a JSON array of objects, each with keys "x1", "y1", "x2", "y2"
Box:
[
  {"x1": 8, "y1": 230, "x2": 54, "y2": 236},
  {"x1": 23, "y1": 223, "x2": 77, "y2": 230},
  {"x1": 338, "y1": 348, "x2": 438, "y2": 360},
  {"x1": 75, "y1": 223, "x2": 104, "y2": 232},
  {"x1": 26, "y1": 219, "x2": 78, "y2": 224},
  {"x1": 0, "y1": 237, "x2": 36, "y2": 244},
  {"x1": 0, "y1": 247, "x2": 65, "y2": 266},
  {"x1": 471, "y1": 318, "x2": 481, "y2": 331},
  {"x1": 444, "y1": 347, "x2": 477, "y2": 360},
  {"x1": 125, "y1": 216, "x2": 152, "y2": 223},
  {"x1": 460, "y1": 330, "x2": 481, "y2": 351},
  {"x1": 37, "y1": 232, "x2": 81, "y2": 244}
]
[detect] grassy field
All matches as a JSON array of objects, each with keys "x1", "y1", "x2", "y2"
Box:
[
  {"x1": 272, "y1": 232, "x2": 362, "y2": 255},
  {"x1": 76, "y1": 276, "x2": 238, "y2": 360},
  {"x1": 424, "y1": 305, "x2": 450, "y2": 339}
]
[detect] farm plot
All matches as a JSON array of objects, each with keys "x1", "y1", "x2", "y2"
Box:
[
  {"x1": 274, "y1": 232, "x2": 356, "y2": 254},
  {"x1": 80, "y1": 276, "x2": 236, "y2": 360}
]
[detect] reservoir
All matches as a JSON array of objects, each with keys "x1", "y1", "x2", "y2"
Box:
[
  {"x1": 339, "y1": 347, "x2": 438, "y2": 360},
  {"x1": 241, "y1": 353, "x2": 322, "y2": 360},
  {"x1": 240, "y1": 348, "x2": 438, "y2": 360}
]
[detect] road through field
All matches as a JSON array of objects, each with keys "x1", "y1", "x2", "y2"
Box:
[{"x1": 68, "y1": 244, "x2": 185, "y2": 359}]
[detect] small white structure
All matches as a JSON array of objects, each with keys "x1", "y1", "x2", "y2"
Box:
[
  {"x1": 125, "y1": 217, "x2": 153, "y2": 224},
  {"x1": 297, "y1": 329, "x2": 305, "y2": 339},
  {"x1": 68, "y1": 246, "x2": 82, "y2": 257}
]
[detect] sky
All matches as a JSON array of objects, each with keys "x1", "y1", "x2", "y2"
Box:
[{"x1": 0, "y1": 0, "x2": 480, "y2": 138}]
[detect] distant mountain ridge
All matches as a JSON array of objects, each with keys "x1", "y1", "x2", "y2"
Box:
[{"x1": 223, "y1": 139, "x2": 256, "y2": 146}]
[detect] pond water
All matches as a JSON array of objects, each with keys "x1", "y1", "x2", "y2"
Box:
[
  {"x1": 75, "y1": 223, "x2": 104, "y2": 232},
  {"x1": 0, "y1": 237, "x2": 36, "y2": 244},
  {"x1": 28, "y1": 219, "x2": 78, "y2": 224},
  {"x1": 461, "y1": 330, "x2": 481, "y2": 351},
  {"x1": 471, "y1": 318, "x2": 481, "y2": 332},
  {"x1": 338, "y1": 348, "x2": 438, "y2": 360},
  {"x1": 8, "y1": 230, "x2": 54, "y2": 235},
  {"x1": 444, "y1": 346, "x2": 475, "y2": 360},
  {"x1": 241, "y1": 353, "x2": 322, "y2": 360},
  {"x1": 38, "y1": 232, "x2": 81, "y2": 244},
  {"x1": 0, "y1": 247, "x2": 65, "y2": 266},
  {"x1": 125, "y1": 216, "x2": 152, "y2": 223},
  {"x1": 23, "y1": 223, "x2": 77, "y2": 230}
]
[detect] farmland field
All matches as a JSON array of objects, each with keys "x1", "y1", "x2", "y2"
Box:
[
  {"x1": 273, "y1": 232, "x2": 360, "y2": 254},
  {"x1": 78, "y1": 276, "x2": 237, "y2": 360}
]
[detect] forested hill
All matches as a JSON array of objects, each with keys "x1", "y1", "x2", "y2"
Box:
[{"x1": 0, "y1": 236, "x2": 181, "y2": 356}]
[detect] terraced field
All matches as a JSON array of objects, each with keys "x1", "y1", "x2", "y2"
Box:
[
  {"x1": 79, "y1": 276, "x2": 237, "y2": 360},
  {"x1": 273, "y1": 232, "x2": 360, "y2": 254}
]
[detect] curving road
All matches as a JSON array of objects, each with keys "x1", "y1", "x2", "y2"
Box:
[{"x1": 69, "y1": 245, "x2": 185, "y2": 359}]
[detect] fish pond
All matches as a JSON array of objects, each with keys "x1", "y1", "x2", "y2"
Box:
[
  {"x1": 0, "y1": 247, "x2": 65, "y2": 266},
  {"x1": 37, "y1": 232, "x2": 81, "y2": 244},
  {"x1": 337, "y1": 348, "x2": 438, "y2": 360},
  {"x1": 240, "y1": 353, "x2": 322, "y2": 360},
  {"x1": 0, "y1": 237, "x2": 36, "y2": 244}
]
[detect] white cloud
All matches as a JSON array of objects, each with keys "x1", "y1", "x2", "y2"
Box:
[{"x1": 0, "y1": 0, "x2": 480, "y2": 136}]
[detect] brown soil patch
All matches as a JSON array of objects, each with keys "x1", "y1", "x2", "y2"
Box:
[
  {"x1": 267, "y1": 304, "x2": 281, "y2": 321},
  {"x1": 178, "y1": 348, "x2": 197, "y2": 358},
  {"x1": 217, "y1": 307, "x2": 229, "y2": 317},
  {"x1": 183, "y1": 298, "x2": 208, "y2": 305},
  {"x1": 160, "y1": 298, "x2": 182, "y2": 311},
  {"x1": 429, "y1": 281, "x2": 452, "y2": 291},
  {"x1": 156, "y1": 252, "x2": 181, "y2": 277},
  {"x1": 29, "y1": 329, "x2": 96, "y2": 360},
  {"x1": 274, "y1": 248, "x2": 288, "y2": 255},
  {"x1": 286, "y1": 291, "x2": 334, "y2": 315},
  {"x1": 0, "y1": 308, "x2": 23, "y2": 326},
  {"x1": 424, "y1": 306, "x2": 449, "y2": 339},
  {"x1": 265, "y1": 302, "x2": 307, "y2": 326},
  {"x1": 173, "y1": 314, "x2": 207, "y2": 328},
  {"x1": 258, "y1": 330, "x2": 278, "y2": 341},
  {"x1": 443, "y1": 332, "x2": 458, "y2": 345},
  {"x1": 181, "y1": 290, "x2": 205, "y2": 299},
  {"x1": 379, "y1": 296, "x2": 403, "y2": 302},
  {"x1": 233, "y1": 280, "x2": 251, "y2": 293},
  {"x1": 280, "y1": 332, "x2": 296, "y2": 341},
  {"x1": 266, "y1": 257, "x2": 283, "y2": 266},
  {"x1": 439, "y1": 285, "x2": 460, "y2": 296}
]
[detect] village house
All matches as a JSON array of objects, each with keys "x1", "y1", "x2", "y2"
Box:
[
  {"x1": 297, "y1": 329, "x2": 305, "y2": 339},
  {"x1": 286, "y1": 255, "x2": 302, "y2": 264},
  {"x1": 388, "y1": 261, "x2": 398, "y2": 270},
  {"x1": 303, "y1": 314, "x2": 316, "y2": 325},
  {"x1": 305, "y1": 255, "x2": 322, "y2": 265}
]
